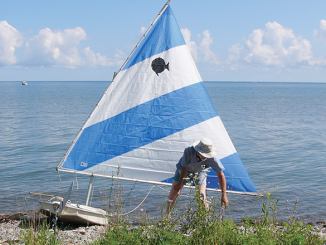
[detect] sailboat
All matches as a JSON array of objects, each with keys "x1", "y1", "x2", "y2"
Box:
[{"x1": 39, "y1": 0, "x2": 258, "y2": 225}]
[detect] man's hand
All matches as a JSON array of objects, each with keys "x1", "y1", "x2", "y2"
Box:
[
  {"x1": 217, "y1": 172, "x2": 228, "y2": 208},
  {"x1": 221, "y1": 193, "x2": 229, "y2": 208}
]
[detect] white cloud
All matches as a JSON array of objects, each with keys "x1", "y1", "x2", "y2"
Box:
[
  {"x1": 134, "y1": 26, "x2": 147, "y2": 42},
  {"x1": 314, "y1": 19, "x2": 326, "y2": 42},
  {"x1": 81, "y1": 47, "x2": 124, "y2": 67},
  {"x1": 0, "y1": 21, "x2": 22, "y2": 66},
  {"x1": 199, "y1": 30, "x2": 219, "y2": 64},
  {"x1": 181, "y1": 28, "x2": 218, "y2": 64},
  {"x1": 22, "y1": 26, "x2": 121, "y2": 68},
  {"x1": 140, "y1": 26, "x2": 147, "y2": 35},
  {"x1": 181, "y1": 28, "x2": 198, "y2": 60},
  {"x1": 0, "y1": 21, "x2": 125, "y2": 69},
  {"x1": 81, "y1": 47, "x2": 108, "y2": 66},
  {"x1": 23, "y1": 27, "x2": 87, "y2": 67},
  {"x1": 228, "y1": 21, "x2": 313, "y2": 68}
]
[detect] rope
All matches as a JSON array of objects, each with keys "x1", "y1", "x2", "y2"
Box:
[
  {"x1": 57, "y1": 171, "x2": 62, "y2": 181},
  {"x1": 75, "y1": 173, "x2": 79, "y2": 189},
  {"x1": 110, "y1": 185, "x2": 156, "y2": 216}
]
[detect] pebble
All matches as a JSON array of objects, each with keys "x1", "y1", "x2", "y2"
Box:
[
  {"x1": 317, "y1": 220, "x2": 326, "y2": 224},
  {"x1": 0, "y1": 220, "x2": 107, "y2": 244}
]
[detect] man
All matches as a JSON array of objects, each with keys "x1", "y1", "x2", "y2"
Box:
[{"x1": 166, "y1": 137, "x2": 229, "y2": 216}]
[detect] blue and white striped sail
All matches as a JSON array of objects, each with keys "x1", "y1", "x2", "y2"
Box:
[{"x1": 57, "y1": 3, "x2": 257, "y2": 194}]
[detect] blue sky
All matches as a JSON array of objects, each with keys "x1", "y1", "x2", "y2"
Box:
[{"x1": 1, "y1": 0, "x2": 326, "y2": 82}]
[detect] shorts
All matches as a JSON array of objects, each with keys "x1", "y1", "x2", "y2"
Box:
[{"x1": 173, "y1": 169, "x2": 207, "y2": 185}]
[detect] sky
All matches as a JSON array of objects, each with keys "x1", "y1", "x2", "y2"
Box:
[{"x1": 1, "y1": 0, "x2": 326, "y2": 82}]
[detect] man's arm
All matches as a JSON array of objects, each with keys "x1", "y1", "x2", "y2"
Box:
[{"x1": 217, "y1": 172, "x2": 229, "y2": 207}]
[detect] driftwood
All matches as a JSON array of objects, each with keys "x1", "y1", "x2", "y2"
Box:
[
  {"x1": 0, "y1": 212, "x2": 27, "y2": 223},
  {"x1": 29, "y1": 192, "x2": 54, "y2": 197}
]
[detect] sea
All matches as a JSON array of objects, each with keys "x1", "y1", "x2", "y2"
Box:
[{"x1": 0, "y1": 81, "x2": 325, "y2": 224}]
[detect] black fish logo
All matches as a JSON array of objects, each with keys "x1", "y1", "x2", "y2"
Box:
[{"x1": 151, "y1": 57, "x2": 169, "y2": 76}]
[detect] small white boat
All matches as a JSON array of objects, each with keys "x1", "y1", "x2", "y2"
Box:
[
  {"x1": 39, "y1": 199, "x2": 108, "y2": 226},
  {"x1": 22, "y1": 81, "x2": 28, "y2": 85},
  {"x1": 36, "y1": 182, "x2": 108, "y2": 226}
]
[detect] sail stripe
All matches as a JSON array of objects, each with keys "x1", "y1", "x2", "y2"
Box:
[
  {"x1": 122, "y1": 6, "x2": 185, "y2": 70},
  {"x1": 62, "y1": 82, "x2": 218, "y2": 171},
  {"x1": 219, "y1": 153, "x2": 257, "y2": 192}
]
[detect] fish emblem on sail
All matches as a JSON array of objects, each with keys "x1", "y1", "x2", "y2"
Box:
[
  {"x1": 57, "y1": 4, "x2": 258, "y2": 194},
  {"x1": 151, "y1": 57, "x2": 169, "y2": 76}
]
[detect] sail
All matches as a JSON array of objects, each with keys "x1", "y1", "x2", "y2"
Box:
[{"x1": 57, "y1": 3, "x2": 257, "y2": 194}]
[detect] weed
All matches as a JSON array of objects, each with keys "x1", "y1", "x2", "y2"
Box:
[{"x1": 16, "y1": 185, "x2": 326, "y2": 245}]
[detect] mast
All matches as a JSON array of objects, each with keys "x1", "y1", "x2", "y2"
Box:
[
  {"x1": 85, "y1": 175, "x2": 94, "y2": 206},
  {"x1": 56, "y1": 0, "x2": 171, "y2": 172}
]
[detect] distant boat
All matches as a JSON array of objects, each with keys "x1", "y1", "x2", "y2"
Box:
[{"x1": 22, "y1": 81, "x2": 28, "y2": 85}]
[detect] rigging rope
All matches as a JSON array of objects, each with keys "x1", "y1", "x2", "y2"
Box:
[
  {"x1": 110, "y1": 185, "x2": 156, "y2": 216},
  {"x1": 109, "y1": 182, "x2": 209, "y2": 217},
  {"x1": 75, "y1": 173, "x2": 79, "y2": 189}
]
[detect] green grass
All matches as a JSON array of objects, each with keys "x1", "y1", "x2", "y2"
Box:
[
  {"x1": 16, "y1": 186, "x2": 326, "y2": 245},
  {"x1": 19, "y1": 222, "x2": 61, "y2": 245},
  {"x1": 92, "y1": 189, "x2": 326, "y2": 245}
]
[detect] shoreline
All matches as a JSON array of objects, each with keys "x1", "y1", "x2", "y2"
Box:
[{"x1": 1, "y1": 212, "x2": 326, "y2": 244}]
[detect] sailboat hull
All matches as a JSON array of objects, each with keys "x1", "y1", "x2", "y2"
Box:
[{"x1": 39, "y1": 200, "x2": 108, "y2": 226}]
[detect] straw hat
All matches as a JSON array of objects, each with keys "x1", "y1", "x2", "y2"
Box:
[{"x1": 193, "y1": 137, "x2": 217, "y2": 158}]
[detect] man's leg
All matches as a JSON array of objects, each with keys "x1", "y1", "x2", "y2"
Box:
[
  {"x1": 196, "y1": 171, "x2": 209, "y2": 210},
  {"x1": 199, "y1": 184, "x2": 209, "y2": 210},
  {"x1": 166, "y1": 180, "x2": 184, "y2": 217}
]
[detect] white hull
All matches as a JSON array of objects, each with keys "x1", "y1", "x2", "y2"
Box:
[{"x1": 40, "y1": 200, "x2": 108, "y2": 226}]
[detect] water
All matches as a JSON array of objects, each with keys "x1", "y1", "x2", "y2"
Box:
[{"x1": 0, "y1": 81, "x2": 325, "y2": 223}]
